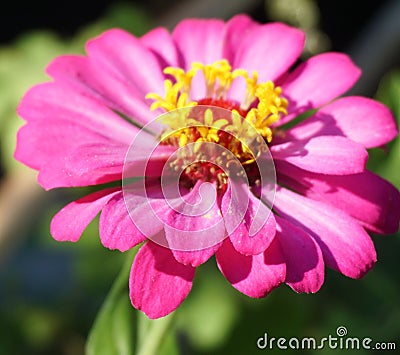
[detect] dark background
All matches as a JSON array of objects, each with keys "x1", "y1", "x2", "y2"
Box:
[{"x1": 0, "y1": 0, "x2": 389, "y2": 49}]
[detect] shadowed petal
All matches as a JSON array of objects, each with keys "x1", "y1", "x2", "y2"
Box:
[
  {"x1": 130, "y1": 241, "x2": 195, "y2": 319},
  {"x1": 172, "y1": 18, "x2": 225, "y2": 68},
  {"x1": 280, "y1": 53, "x2": 361, "y2": 124},
  {"x1": 164, "y1": 182, "x2": 225, "y2": 266},
  {"x1": 274, "y1": 187, "x2": 376, "y2": 279},
  {"x1": 141, "y1": 27, "x2": 180, "y2": 67},
  {"x1": 223, "y1": 14, "x2": 259, "y2": 63},
  {"x1": 233, "y1": 22, "x2": 305, "y2": 82},
  {"x1": 276, "y1": 216, "x2": 324, "y2": 293},
  {"x1": 50, "y1": 188, "x2": 120, "y2": 242},
  {"x1": 99, "y1": 192, "x2": 147, "y2": 252},
  {"x1": 284, "y1": 96, "x2": 398, "y2": 148},
  {"x1": 277, "y1": 161, "x2": 400, "y2": 234},
  {"x1": 222, "y1": 181, "x2": 276, "y2": 255},
  {"x1": 271, "y1": 136, "x2": 368, "y2": 175},
  {"x1": 216, "y1": 237, "x2": 286, "y2": 298}
]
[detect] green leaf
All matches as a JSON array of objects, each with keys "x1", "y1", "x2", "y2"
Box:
[
  {"x1": 177, "y1": 263, "x2": 239, "y2": 351},
  {"x1": 85, "y1": 246, "x2": 179, "y2": 355},
  {"x1": 136, "y1": 312, "x2": 178, "y2": 355},
  {"x1": 86, "y1": 250, "x2": 137, "y2": 355},
  {"x1": 367, "y1": 71, "x2": 400, "y2": 188},
  {"x1": 376, "y1": 71, "x2": 400, "y2": 118}
]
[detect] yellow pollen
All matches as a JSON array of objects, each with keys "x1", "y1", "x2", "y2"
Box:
[{"x1": 146, "y1": 59, "x2": 288, "y2": 147}]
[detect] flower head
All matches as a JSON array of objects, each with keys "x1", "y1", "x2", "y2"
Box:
[{"x1": 16, "y1": 15, "x2": 400, "y2": 319}]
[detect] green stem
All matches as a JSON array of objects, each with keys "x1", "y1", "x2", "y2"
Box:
[
  {"x1": 86, "y1": 248, "x2": 139, "y2": 355},
  {"x1": 137, "y1": 312, "x2": 176, "y2": 355}
]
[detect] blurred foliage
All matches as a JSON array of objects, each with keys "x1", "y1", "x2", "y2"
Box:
[
  {"x1": 0, "y1": 1, "x2": 399, "y2": 354},
  {"x1": 176, "y1": 261, "x2": 240, "y2": 351},
  {"x1": 265, "y1": 0, "x2": 331, "y2": 56},
  {"x1": 368, "y1": 70, "x2": 400, "y2": 187},
  {"x1": 0, "y1": 31, "x2": 67, "y2": 172},
  {"x1": 0, "y1": 2, "x2": 152, "y2": 173},
  {"x1": 86, "y1": 249, "x2": 137, "y2": 355}
]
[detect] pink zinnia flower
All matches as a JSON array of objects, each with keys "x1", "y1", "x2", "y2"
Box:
[{"x1": 16, "y1": 15, "x2": 400, "y2": 319}]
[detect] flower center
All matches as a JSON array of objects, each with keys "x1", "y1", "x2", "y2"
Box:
[
  {"x1": 146, "y1": 59, "x2": 288, "y2": 143},
  {"x1": 146, "y1": 59, "x2": 288, "y2": 191}
]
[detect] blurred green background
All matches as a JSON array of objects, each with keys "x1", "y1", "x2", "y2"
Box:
[{"x1": 0, "y1": 0, "x2": 399, "y2": 354}]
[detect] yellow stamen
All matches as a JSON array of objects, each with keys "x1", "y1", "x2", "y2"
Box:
[{"x1": 147, "y1": 59, "x2": 288, "y2": 147}]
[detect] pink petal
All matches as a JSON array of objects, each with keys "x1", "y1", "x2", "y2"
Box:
[
  {"x1": 16, "y1": 108, "x2": 170, "y2": 189},
  {"x1": 277, "y1": 161, "x2": 400, "y2": 234},
  {"x1": 36, "y1": 142, "x2": 127, "y2": 189},
  {"x1": 141, "y1": 27, "x2": 180, "y2": 67},
  {"x1": 167, "y1": 243, "x2": 222, "y2": 268},
  {"x1": 86, "y1": 29, "x2": 165, "y2": 96},
  {"x1": 130, "y1": 241, "x2": 195, "y2": 319},
  {"x1": 275, "y1": 216, "x2": 324, "y2": 293},
  {"x1": 123, "y1": 177, "x2": 221, "y2": 248},
  {"x1": 17, "y1": 82, "x2": 161, "y2": 185},
  {"x1": 36, "y1": 139, "x2": 170, "y2": 190},
  {"x1": 171, "y1": 19, "x2": 226, "y2": 100},
  {"x1": 123, "y1": 138, "x2": 177, "y2": 179},
  {"x1": 164, "y1": 182, "x2": 225, "y2": 266},
  {"x1": 223, "y1": 15, "x2": 261, "y2": 103},
  {"x1": 172, "y1": 18, "x2": 225, "y2": 69},
  {"x1": 216, "y1": 237, "x2": 286, "y2": 298},
  {"x1": 46, "y1": 55, "x2": 163, "y2": 130},
  {"x1": 223, "y1": 14, "x2": 259, "y2": 63},
  {"x1": 17, "y1": 82, "x2": 137, "y2": 143},
  {"x1": 274, "y1": 187, "x2": 376, "y2": 279},
  {"x1": 280, "y1": 53, "x2": 361, "y2": 125},
  {"x1": 50, "y1": 188, "x2": 120, "y2": 242},
  {"x1": 123, "y1": 179, "x2": 224, "y2": 264},
  {"x1": 46, "y1": 55, "x2": 112, "y2": 108},
  {"x1": 15, "y1": 119, "x2": 115, "y2": 171},
  {"x1": 123, "y1": 180, "x2": 172, "y2": 241},
  {"x1": 233, "y1": 22, "x2": 305, "y2": 82},
  {"x1": 285, "y1": 96, "x2": 398, "y2": 148},
  {"x1": 221, "y1": 181, "x2": 276, "y2": 255},
  {"x1": 99, "y1": 192, "x2": 147, "y2": 252},
  {"x1": 271, "y1": 136, "x2": 368, "y2": 175}
]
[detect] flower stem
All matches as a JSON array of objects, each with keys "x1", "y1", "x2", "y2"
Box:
[{"x1": 137, "y1": 312, "x2": 175, "y2": 355}]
